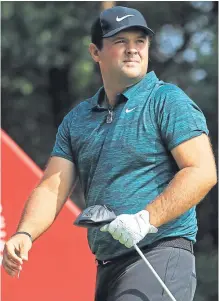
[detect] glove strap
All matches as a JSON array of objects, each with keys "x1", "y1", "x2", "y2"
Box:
[{"x1": 138, "y1": 210, "x2": 158, "y2": 233}]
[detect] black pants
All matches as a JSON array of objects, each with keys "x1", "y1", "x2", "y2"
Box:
[{"x1": 95, "y1": 247, "x2": 196, "y2": 301}]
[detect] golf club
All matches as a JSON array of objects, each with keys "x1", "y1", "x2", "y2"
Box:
[
  {"x1": 133, "y1": 244, "x2": 177, "y2": 301},
  {"x1": 74, "y1": 205, "x2": 177, "y2": 301}
]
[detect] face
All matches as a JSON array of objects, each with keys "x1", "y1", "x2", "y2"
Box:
[{"x1": 90, "y1": 29, "x2": 150, "y2": 87}]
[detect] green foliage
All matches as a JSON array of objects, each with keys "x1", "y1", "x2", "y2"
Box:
[
  {"x1": 1, "y1": 3, "x2": 218, "y2": 300},
  {"x1": 195, "y1": 251, "x2": 218, "y2": 301}
]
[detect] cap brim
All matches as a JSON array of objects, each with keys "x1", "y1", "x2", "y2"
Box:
[{"x1": 103, "y1": 25, "x2": 154, "y2": 38}]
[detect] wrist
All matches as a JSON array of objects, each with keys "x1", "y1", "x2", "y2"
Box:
[
  {"x1": 137, "y1": 210, "x2": 158, "y2": 233},
  {"x1": 12, "y1": 231, "x2": 33, "y2": 242}
]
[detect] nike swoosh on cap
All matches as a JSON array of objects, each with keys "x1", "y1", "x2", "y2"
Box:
[{"x1": 116, "y1": 15, "x2": 134, "y2": 22}]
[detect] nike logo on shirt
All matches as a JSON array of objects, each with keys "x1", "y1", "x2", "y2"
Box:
[
  {"x1": 125, "y1": 107, "x2": 137, "y2": 113},
  {"x1": 116, "y1": 15, "x2": 134, "y2": 22}
]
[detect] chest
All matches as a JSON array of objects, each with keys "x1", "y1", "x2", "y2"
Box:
[{"x1": 70, "y1": 98, "x2": 165, "y2": 170}]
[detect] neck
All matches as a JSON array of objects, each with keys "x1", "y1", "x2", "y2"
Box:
[
  {"x1": 104, "y1": 86, "x2": 124, "y2": 107},
  {"x1": 103, "y1": 77, "x2": 143, "y2": 107}
]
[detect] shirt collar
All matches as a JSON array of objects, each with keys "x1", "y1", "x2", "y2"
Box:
[
  {"x1": 123, "y1": 71, "x2": 158, "y2": 99},
  {"x1": 91, "y1": 71, "x2": 158, "y2": 110}
]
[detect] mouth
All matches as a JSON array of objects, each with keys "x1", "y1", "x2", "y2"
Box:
[{"x1": 124, "y1": 60, "x2": 140, "y2": 63}]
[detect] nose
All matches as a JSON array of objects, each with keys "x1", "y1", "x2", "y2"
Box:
[
  {"x1": 126, "y1": 47, "x2": 138, "y2": 56},
  {"x1": 126, "y1": 48, "x2": 138, "y2": 55},
  {"x1": 125, "y1": 42, "x2": 138, "y2": 56}
]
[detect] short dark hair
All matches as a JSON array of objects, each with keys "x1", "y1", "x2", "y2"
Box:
[{"x1": 91, "y1": 17, "x2": 104, "y2": 50}]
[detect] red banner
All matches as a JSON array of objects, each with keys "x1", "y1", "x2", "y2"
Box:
[{"x1": 1, "y1": 129, "x2": 96, "y2": 301}]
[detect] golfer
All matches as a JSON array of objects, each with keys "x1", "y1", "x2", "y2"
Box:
[{"x1": 3, "y1": 6, "x2": 217, "y2": 301}]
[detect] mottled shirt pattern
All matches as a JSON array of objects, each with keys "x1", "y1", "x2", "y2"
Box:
[{"x1": 51, "y1": 71, "x2": 209, "y2": 260}]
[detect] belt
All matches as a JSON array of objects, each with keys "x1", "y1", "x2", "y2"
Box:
[{"x1": 96, "y1": 237, "x2": 194, "y2": 266}]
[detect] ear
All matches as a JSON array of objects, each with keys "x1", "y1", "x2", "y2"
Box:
[
  {"x1": 147, "y1": 36, "x2": 152, "y2": 48},
  {"x1": 89, "y1": 43, "x2": 101, "y2": 63}
]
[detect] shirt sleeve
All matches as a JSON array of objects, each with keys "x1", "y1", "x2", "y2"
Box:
[
  {"x1": 156, "y1": 84, "x2": 209, "y2": 151},
  {"x1": 51, "y1": 112, "x2": 75, "y2": 163}
]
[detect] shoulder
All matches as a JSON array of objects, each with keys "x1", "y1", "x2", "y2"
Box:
[
  {"x1": 66, "y1": 86, "x2": 102, "y2": 119},
  {"x1": 61, "y1": 95, "x2": 96, "y2": 127},
  {"x1": 155, "y1": 82, "x2": 189, "y2": 101},
  {"x1": 153, "y1": 82, "x2": 202, "y2": 112}
]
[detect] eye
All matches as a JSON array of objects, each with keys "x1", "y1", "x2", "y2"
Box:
[
  {"x1": 115, "y1": 40, "x2": 125, "y2": 44},
  {"x1": 137, "y1": 39, "x2": 145, "y2": 43}
]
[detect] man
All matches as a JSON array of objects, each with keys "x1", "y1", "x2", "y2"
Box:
[{"x1": 3, "y1": 6, "x2": 217, "y2": 301}]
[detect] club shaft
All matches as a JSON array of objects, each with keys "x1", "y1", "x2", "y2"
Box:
[{"x1": 134, "y1": 244, "x2": 177, "y2": 301}]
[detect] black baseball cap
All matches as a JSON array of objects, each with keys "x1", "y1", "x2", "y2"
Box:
[{"x1": 91, "y1": 6, "x2": 154, "y2": 41}]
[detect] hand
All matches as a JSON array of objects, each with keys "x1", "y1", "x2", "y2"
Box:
[
  {"x1": 2, "y1": 234, "x2": 32, "y2": 277},
  {"x1": 100, "y1": 210, "x2": 158, "y2": 248}
]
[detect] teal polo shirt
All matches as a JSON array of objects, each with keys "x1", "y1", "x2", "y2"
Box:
[{"x1": 51, "y1": 71, "x2": 209, "y2": 260}]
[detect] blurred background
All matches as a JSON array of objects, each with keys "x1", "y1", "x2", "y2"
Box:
[{"x1": 1, "y1": 1, "x2": 218, "y2": 300}]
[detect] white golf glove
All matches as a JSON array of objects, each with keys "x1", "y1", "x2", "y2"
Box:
[{"x1": 100, "y1": 210, "x2": 158, "y2": 248}]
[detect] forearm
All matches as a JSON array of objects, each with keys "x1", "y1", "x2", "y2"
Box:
[
  {"x1": 146, "y1": 167, "x2": 216, "y2": 228},
  {"x1": 17, "y1": 186, "x2": 66, "y2": 241}
]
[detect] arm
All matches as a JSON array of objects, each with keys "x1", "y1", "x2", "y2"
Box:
[
  {"x1": 3, "y1": 156, "x2": 77, "y2": 277},
  {"x1": 101, "y1": 134, "x2": 217, "y2": 248},
  {"x1": 102, "y1": 87, "x2": 217, "y2": 248},
  {"x1": 146, "y1": 134, "x2": 217, "y2": 227},
  {"x1": 16, "y1": 156, "x2": 78, "y2": 241}
]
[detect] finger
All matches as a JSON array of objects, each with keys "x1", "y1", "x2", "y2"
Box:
[
  {"x1": 3, "y1": 258, "x2": 21, "y2": 271},
  {"x1": 17, "y1": 269, "x2": 21, "y2": 279},
  {"x1": 108, "y1": 222, "x2": 118, "y2": 235},
  {"x1": 119, "y1": 232, "x2": 129, "y2": 244},
  {"x1": 4, "y1": 254, "x2": 20, "y2": 266},
  {"x1": 16, "y1": 237, "x2": 32, "y2": 261},
  {"x1": 125, "y1": 238, "x2": 134, "y2": 248},
  {"x1": 112, "y1": 229, "x2": 122, "y2": 240},
  {"x1": 100, "y1": 225, "x2": 109, "y2": 232},
  {"x1": 19, "y1": 243, "x2": 30, "y2": 261},
  {"x1": 3, "y1": 261, "x2": 21, "y2": 277},
  {"x1": 3, "y1": 265, "x2": 17, "y2": 277},
  {"x1": 5, "y1": 245, "x2": 23, "y2": 265}
]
